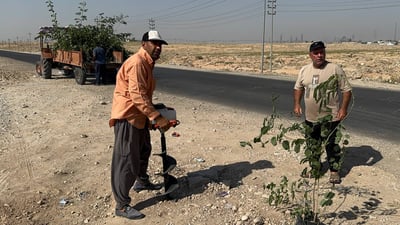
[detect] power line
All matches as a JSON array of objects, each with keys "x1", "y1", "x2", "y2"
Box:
[
  {"x1": 158, "y1": 13, "x2": 259, "y2": 29},
  {"x1": 279, "y1": 1, "x2": 400, "y2": 13},
  {"x1": 131, "y1": 0, "x2": 199, "y2": 20},
  {"x1": 131, "y1": 0, "x2": 262, "y2": 29},
  {"x1": 279, "y1": 0, "x2": 400, "y2": 7},
  {"x1": 130, "y1": 0, "x2": 399, "y2": 27},
  {"x1": 154, "y1": 0, "x2": 227, "y2": 21},
  {"x1": 124, "y1": 0, "x2": 399, "y2": 42},
  {"x1": 159, "y1": 2, "x2": 260, "y2": 24},
  {"x1": 157, "y1": 5, "x2": 260, "y2": 28}
]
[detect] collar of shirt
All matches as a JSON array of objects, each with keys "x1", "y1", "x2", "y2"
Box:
[{"x1": 138, "y1": 47, "x2": 155, "y2": 68}]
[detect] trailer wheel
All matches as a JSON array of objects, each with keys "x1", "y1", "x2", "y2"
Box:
[
  {"x1": 35, "y1": 61, "x2": 42, "y2": 76},
  {"x1": 74, "y1": 67, "x2": 86, "y2": 85},
  {"x1": 42, "y1": 58, "x2": 52, "y2": 79}
]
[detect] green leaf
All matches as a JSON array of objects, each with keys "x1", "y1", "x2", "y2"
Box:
[
  {"x1": 320, "y1": 199, "x2": 333, "y2": 207},
  {"x1": 265, "y1": 182, "x2": 275, "y2": 190},
  {"x1": 294, "y1": 143, "x2": 301, "y2": 153},
  {"x1": 261, "y1": 126, "x2": 270, "y2": 135},
  {"x1": 271, "y1": 136, "x2": 277, "y2": 146},
  {"x1": 304, "y1": 149, "x2": 312, "y2": 157},
  {"x1": 324, "y1": 192, "x2": 335, "y2": 199},
  {"x1": 239, "y1": 141, "x2": 252, "y2": 148},
  {"x1": 282, "y1": 140, "x2": 290, "y2": 150}
]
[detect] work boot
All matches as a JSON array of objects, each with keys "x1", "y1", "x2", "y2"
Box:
[
  {"x1": 132, "y1": 177, "x2": 162, "y2": 193},
  {"x1": 115, "y1": 205, "x2": 145, "y2": 220}
]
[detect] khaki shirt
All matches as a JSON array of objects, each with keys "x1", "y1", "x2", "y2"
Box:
[
  {"x1": 109, "y1": 47, "x2": 160, "y2": 129},
  {"x1": 294, "y1": 62, "x2": 352, "y2": 122}
]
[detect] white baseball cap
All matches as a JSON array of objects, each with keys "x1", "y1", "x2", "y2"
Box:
[{"x1": 142, "y1": 30, "x2": 168, "y2": 45}]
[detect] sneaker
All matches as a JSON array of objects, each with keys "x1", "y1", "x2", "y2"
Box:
[
  {"x1": 329, "y1": 172, "x2": 342, "y2": 184},
  {"x1": 115, "y1": 205, "x2": 145, "y2": 220},
  {"x1": 132, "y1": 178, "x2": 162, "y2": 193}
]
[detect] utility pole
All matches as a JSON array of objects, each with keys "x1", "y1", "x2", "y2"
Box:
[
  {"x1": 268, "y1": 0, "x2": 276, "y2": 72},
  {"x1": 149, "y1": 18, "x2": 156, "y2": 30},
  {"x1": 261, "y1": 0, "x2": 267, "y2": 74},
  {"x1": 28, "y1": 32, "x2": 32, "y2": 52}
]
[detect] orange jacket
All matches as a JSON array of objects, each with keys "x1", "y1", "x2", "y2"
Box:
[{"x1": 109, "y1": 47, "x2": 160, "y2": 129}]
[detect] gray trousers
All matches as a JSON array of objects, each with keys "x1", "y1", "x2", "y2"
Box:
[{"x1": 111, "y1": 120, "x2": 151, "y2": 209}]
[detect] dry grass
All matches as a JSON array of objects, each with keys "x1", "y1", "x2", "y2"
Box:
[
  {"x1": 124, "y1": 41, "x2": 400, "y2": 83},
  {"x1": 2, "y1": 41, "x2": 400, "y2": 83}
]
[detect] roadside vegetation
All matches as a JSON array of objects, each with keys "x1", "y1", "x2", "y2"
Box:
[{"x1": 38, "y1": 0, "x2": 131, "y2": 62}]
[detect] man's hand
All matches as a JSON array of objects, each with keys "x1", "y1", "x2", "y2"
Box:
[
  {"x1": 293, "y1": 104, "x2": 302, "y2": 117},
  {"x1": 337, "y1": 91, "x2": 352, "y2": 121},
  {"x1": 155, "y1": 115, "x2": 171, "y2": 132},
  {"x1": 293, "y1": 89, "x2": 304, "y2": 117},
  {"x1": 336, "y1": 108, "x2": 348, "y2": 121}
]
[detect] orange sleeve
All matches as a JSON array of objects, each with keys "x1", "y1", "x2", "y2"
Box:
[{"x1": 128, "y1": 55, "x2": 159, "y2": 120}]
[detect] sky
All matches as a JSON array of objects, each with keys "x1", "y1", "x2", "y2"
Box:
[{"x1": 1, "y1": 0, "x2": 399, "y2": 43}]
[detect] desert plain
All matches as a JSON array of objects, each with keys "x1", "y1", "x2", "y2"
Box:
[{"x1": 0, "y1": 41, "x2": 399, "y2": 225}]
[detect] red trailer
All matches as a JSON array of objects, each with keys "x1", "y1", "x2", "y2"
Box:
[{"x1": 35, "y1": 27, "x2": 124, "y2": 85}]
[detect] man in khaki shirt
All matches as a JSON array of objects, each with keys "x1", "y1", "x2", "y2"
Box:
[
  {"x1": 109, "y1": 30, "x2": 171, "y2": 220},
  {"x1": 293, "y1": 41, "x2": 352, "y2": 184}
]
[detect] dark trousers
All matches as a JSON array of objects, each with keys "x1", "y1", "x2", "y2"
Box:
[
  {"x1": 111, "y1": 120, "x2": 151, "y2": 209},
  {"x1": 95, "y1": 63, "x2": 105, "y2": 84},
  {"x1": 305, "y1": 120, "x2": 341, "y2": 172}
]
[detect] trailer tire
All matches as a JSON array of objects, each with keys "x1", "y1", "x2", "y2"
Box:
[
  {"x1": 35, "y1": 61, "x2": 42, "y2": 76},
  {"x1": 74, "y1": 67, "x2": 86, "y2": 85},
  {"x1": 42, "y1": 58, "x2": 52, "y2": 79}
]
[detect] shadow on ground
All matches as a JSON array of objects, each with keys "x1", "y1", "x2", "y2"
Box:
[
  {"x1": 341, "y1": 145, "x2": 383, "y2": 177},
  {"x1": 322, "y1": 145, "x2": 396, "y2": 224},
  {"x1": 133, "y1": 160, "x2": 273, "y2": 210}
]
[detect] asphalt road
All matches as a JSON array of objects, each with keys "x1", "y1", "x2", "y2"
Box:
[
  {"x1": 1, "y1": 50, "x2": 399, "y2": 142},
  {"x1": 153, "y1": 67, "x2": 400, "y2": 142}
]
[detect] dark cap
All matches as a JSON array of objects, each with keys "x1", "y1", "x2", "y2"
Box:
[
  {"x1": 142, "y1": 30, "x2": 168, "y2": 45},
  {"x1": 309, "y1": 41, "x2": 325, "y2": 52}
]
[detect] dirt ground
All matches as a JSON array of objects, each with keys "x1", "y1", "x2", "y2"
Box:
[{"x1": 0, "y1": 45, "x2": 400, "y2": 225}]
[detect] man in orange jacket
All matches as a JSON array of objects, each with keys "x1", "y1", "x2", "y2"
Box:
[{"x1": 109, "y1": 30, "x2": 171, "y2": 220}]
